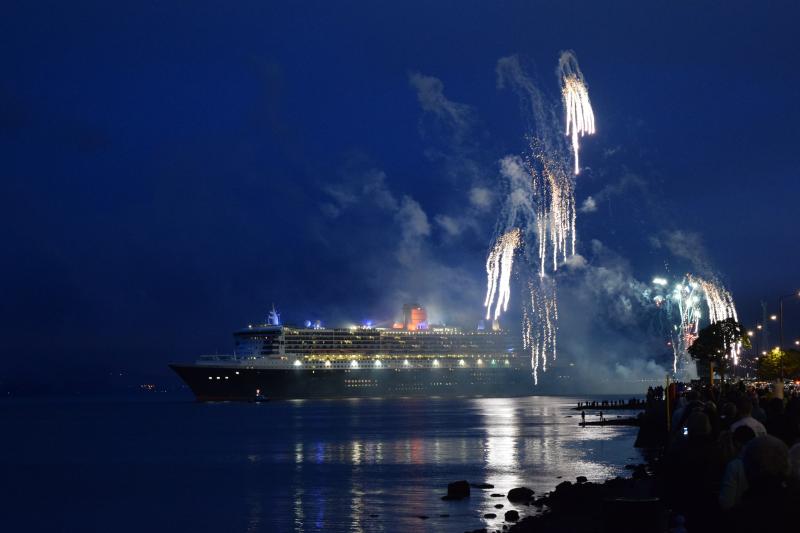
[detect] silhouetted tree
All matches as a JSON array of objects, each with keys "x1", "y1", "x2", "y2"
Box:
[{"x1": 688, "y1": 318, "x2": 750, "y2": 382}]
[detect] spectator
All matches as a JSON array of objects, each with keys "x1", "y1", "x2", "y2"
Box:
[
  {"x1": 718, "y1": 426, "x2": 756, "y2": 511},
  {"x1": 730, "y1": 397, "x2": 767, "y2": 437}
]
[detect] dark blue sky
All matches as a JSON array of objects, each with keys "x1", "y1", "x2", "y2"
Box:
[{"x1": 2, "y1": 1, "x2": 799, "y2": 387}]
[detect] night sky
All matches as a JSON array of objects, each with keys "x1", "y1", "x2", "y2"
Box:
[{"x1": 2, "y1": 1, "x2": 799, "y2": 391}]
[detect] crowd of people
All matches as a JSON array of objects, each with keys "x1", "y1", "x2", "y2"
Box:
[
  {"x1": 661, "y1": 381, "x2": 800, "y2": 531},
  {"x1": 576, "y1": 398, "x2": 646, "y2": 408}
]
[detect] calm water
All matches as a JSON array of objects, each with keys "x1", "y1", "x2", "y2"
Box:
[{"x1": 1, "y1": 395, "x2": 642, "y2": 532}]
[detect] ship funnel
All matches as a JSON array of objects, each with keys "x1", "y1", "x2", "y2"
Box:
[{"x1": 402, "y1": 303, "x2": 428, "y2": 331}]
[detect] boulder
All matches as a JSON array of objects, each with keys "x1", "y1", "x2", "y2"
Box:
[
  {"x1": 576, "y1": 476, "x2": 588, "y2": 484},
  {"x1": 442, "y1": 480, "x2": 470, "y2": 500},
  {"x1": 494, "y1": 503, "x2": 504, "y2": 509},
  {"x1": 490, "y1": 493, "x2": 505, "y2": 498},
  {"x1": 483, "y1": 513, "x2": 497, "y2": 519},
  {"x1": 504, "y1": 510, "x2": 520, "y2": 522},
  {"x1": 555, "y1": 481, "x2": 573, "y2": 493},
  {"x1": 507, "y1": 487, "x2": 535, "y2": 503}
]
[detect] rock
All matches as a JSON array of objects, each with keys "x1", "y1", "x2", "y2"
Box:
[
  {"x1": 555, "y1": 481, "x2": 573, "y2": 493},
  {"x1": 632, "y1": 464, "x2": 648, "y2": 480},
  {"x1": 504, "y1": 510, "x2": 520, "y2": 522},
  {"x1": 444, "y1": 480, "x2": 470, "y2": 500},
  {"x1": 471, "y1": 482, "x2": 495, "y2": 489},
  {"x1": 494, "y1": 503, "x2": 504, "y2": 509},
  {"x1": 507, "y1": 487, "x2": 535, "y2": 503},
  {"x1": 490, "y1": 493, "x2": 505, "y2": 498},
  {"x1": 576, "y1": 476, "x2": 588, "y2": 484},
  {"x1": 483, "y1": 513, "x2": 497, "y2": 519},
  {"x1": 556, "y1": 476, "x2": 562, "y2": 479}
]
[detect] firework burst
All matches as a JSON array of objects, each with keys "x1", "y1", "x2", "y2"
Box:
[
  {"x1": 559, "y1": 51, "x2": 595, "y2": 175},
  {"x1": 484, "y1": 228, "x2": 522, "y2": 321}
]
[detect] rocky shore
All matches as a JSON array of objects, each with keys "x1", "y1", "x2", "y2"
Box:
[{"x1": 447, "y1": 400, "x2": 668, "y2": 533}]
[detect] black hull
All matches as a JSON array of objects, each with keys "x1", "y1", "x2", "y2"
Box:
[{"x1": 169, "y1": 364, "x2": 536, "y2": 401}]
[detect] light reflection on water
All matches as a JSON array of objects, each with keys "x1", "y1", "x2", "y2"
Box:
[
  {"x1": 1, "y1": 395, "x2": 642, "y2": 533},
  {"x1": 274, "y1": 396, "x2": 640, "y2": 532}
]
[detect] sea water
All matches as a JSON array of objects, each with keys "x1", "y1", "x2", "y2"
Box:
[{"x1": 1, "y1": 395, "x2": 642, "y2": 532}]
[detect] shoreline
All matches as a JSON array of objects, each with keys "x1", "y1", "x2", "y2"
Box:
[{"x1": 447, "y1": 399, "x2": 666, "y2": 533}]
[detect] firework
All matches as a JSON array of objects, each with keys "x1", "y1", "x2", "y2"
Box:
[
  {"x1": 522, "y1": 278, "x2": 558, "y2": 385},
  {"x1": 487, "y1": 51, "x2": 597, "y2": 385},
  {"x1": 653, "y1": 274, "x2": 739, "y2": 375},
  {"x1": 689, "y1": 275, "x2": 738, "y2": 324},
  {"x1": 484, "y1": 228, "x2": 522, "y2": 320},
  {"x1": 559, "y1": 51, "x2": 595, "y2": 175}
]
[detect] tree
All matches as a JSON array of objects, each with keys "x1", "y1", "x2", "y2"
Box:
[
  {"x1": 688, "y1": 317, "x2": 750, "y2": 382},
  {"x1": 758, "y1": 348, "x2": 800, "y2": 381}
]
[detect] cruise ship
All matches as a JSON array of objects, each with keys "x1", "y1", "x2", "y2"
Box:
[{"x1": 170, "y1": 304, "x2": 534, "y2": 401}]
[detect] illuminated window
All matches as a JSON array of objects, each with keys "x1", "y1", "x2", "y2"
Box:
[
  {"x1": 293, "y1": 360, "x2": 302, "y2": 367},
  {"x1": 374, "y1": 360, "x2": 382, "y2": 368},
  {"x1": 351, "y1": 360, "x2": 359, "y2": 368},
  {"x1": 208, "y1": 376, "x2": 212, "y2": 380},
  {"x1": 432, "y1": 359, "x2": 439, "y2": 367},
  {"x1": 458, "y1": 359, "x2": 465, "y2": 366},
  {"x1": 324, "y1": 361, "x2": 331, "y2": 367},
  {"x1": 235, "y1": 371, "x2": 240, "y2": 375}
]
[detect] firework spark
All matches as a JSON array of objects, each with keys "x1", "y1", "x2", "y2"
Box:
[
  {"x1": 484, "y1": 228, "x2": 522, "y2": 320},
  {"x1": 689, "y1": 275, "x2": 738, "y2": 324},
  {"x1": 559, "y1": 51, "x2": 595, "y2": 175},
  {"x1": 653, "y1": 274, "x2": 739, "y2": 375},
  {"x1": 523, "y1": 278, "x2": 558, "y2": 385}
]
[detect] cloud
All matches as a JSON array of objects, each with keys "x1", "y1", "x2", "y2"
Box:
[
  {"x1": 662, "y1": 229, "x2": 712, "y2": 275},
  {"x1": 579, "y1": 196, "x2": 597, "y2": 213},
  {"x1": 469, "y1": 186, "x2": 494, "y2": 210},
  {"x1": 408, "y1": 72, "x2": 472, "y2": 141},
  {"x1": 434, "y1": 214, "x2": 462, "y2": 237},
  {"x1": 563, "y1": 253, "x2": 587, "y2": 270},
  {"x1": 397, "y1": 196, "x2": 431, "y2": 239}
]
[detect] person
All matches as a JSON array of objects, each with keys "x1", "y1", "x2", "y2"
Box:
[
  {"x1": 730, "y1": 435, "x2": 794, "y2": 532},
  {"x1": 599, "y1": 411, "x2": 604, "y2": 423},
  {"x1": 730, "y1": 397, "x2": 767, "y2": 437},
  {"x1": 789, "y1": 442, "x2": 800, "y2": 486},
  {"x1": 664, "y1": 411, "x2": 724, "y2": 531},
  {"x1": 718, "y1": 426, "x2": 756, "y2": 511},
  {"x1": 581, "y1": 410, "x2": 586, "y2": 426}
]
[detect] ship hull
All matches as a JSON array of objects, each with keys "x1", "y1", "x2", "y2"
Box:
[{"x1": 170, "y1": 364, "x2": 536, "y2": 401}]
